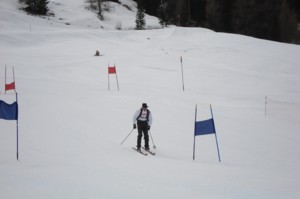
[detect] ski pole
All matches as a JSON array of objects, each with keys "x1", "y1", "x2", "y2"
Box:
[
  {"x1": 120, "y1": 129, "x2": 135, "y2": 145},
  {"x1": 149, "y1": 131, "x2": 156, "y2": 149}
]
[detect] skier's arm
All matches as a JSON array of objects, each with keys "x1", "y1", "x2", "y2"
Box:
[
  {"x1": 132, "y1": 110, "x2": 140, "y2": 124},
  {"x1": 148, "y1": 112, "x2": 153, "y2": 126}
]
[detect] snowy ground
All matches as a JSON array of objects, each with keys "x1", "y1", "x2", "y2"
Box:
[{"x1": 1, "y1": 0, "x2": 300, "y2": 198}]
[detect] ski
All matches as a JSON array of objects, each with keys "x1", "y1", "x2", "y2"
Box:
[
  {"x1": 142, "y1": 147, "x2": 156, "y2": 155},
  {"x1": 132, "y1": 147, "x2": 148, "y2": 156}
]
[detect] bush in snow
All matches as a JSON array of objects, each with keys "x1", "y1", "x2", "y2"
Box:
[{"x1": 23, "y1": 0, "x2": 49, "y2": 16}]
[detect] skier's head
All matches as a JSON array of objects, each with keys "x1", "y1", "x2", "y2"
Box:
[{"x1": 142, "y1": 103, "x2": 148, "y2": 109}]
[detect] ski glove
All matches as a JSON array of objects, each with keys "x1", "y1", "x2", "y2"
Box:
[{"x1": 133, "y1": 124, "x2": 137, "y2": 129}]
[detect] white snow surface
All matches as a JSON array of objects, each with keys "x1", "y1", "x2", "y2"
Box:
[{"x1": 1, "y1": 0, "x2": 300, "y2": 198}]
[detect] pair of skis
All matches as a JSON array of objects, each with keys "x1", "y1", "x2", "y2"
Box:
[{"x1": 132, "y1": 147, "x2": 155, "y2": 156}]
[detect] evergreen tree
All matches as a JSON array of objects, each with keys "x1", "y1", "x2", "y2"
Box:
[
  {"x1": 142, "y1": 0, "x2": 161, "y2": 16},
  {"x1": 278, "y1": 0, "x2": 299, "y2": 43},
  {"x1": 287, "y1": 0, "x2": 300, "y2": 20},
  {"x1": 161, "y1": 0, "x2": 177, "y2": 26},
  {"x1": 223, "y1": 0, "x2": 233, "y2": 32},
  {"x1": 158, "y1": 2, "x2": 168, "y2": 27},
  {"x1": 205, "y1": 0, "x2": 223, "y2": 31},
  {"x1": 231, "y1": 0, "x2": 283, "y2": 41},
  {"x1": 176, "y1": 0, "x2": 188, "y2": 26},
  {"x1": 135, "y1": 0, "x2": 146, "y2": 30},
  {"x1": 25, "y1": 0, "x2": 49, "y2": 15},
  {"x1": 190, "y1": 0, "x2": 206, "y2": 26}
]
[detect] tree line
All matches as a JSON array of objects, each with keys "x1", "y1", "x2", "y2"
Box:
[
  {"x1": 19, "y1": 0, "x2": 299, "y2": 44},
  {"x1": 138, "y1": 0, "x2": 300, "y2": 44}
]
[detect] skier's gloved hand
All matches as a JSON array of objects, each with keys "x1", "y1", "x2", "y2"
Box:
[
  {"x1": 147, "y1": 125, "x2": 150, "y2": 130},
  {"x1": 133, "y1": 124, "x2": 137, "y2": 129}
]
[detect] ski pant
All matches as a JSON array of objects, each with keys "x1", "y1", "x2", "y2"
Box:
[{"x1": 137, "y1": 120, "x2": 149, "y2": 149}]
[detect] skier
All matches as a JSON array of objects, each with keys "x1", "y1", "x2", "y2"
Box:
[{"x1": 133, "y1": 103, "x2": 153, "y2": 151}]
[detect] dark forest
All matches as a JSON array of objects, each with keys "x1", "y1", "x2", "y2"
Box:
[{"x1": 135, "y1": 0, "x2": 300, "y2": 44}]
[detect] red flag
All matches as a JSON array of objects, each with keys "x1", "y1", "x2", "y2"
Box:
[
  {"x1": 108, "y1": 66, "x2": 116, "y2": 74},
  {"x1": 5, "y1": 82, "x2": 15, "y2": 91}
]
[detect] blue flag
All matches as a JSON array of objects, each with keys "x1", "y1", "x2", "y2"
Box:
[
  {"x1": 0, "y1": 100, "x2": 18, "y2": 120},
  {"x1": 195, "y1": 118, "x2": 215, "y2": 136}
]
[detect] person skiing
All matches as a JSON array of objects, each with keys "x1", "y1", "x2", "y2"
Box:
[{"x1": 133, "y1": 103, "x2": 153, "y2": 151}]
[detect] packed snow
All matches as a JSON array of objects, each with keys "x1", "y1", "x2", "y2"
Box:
[{"x1": 1, "y1": 0, "x2": 300, "y2": 198}]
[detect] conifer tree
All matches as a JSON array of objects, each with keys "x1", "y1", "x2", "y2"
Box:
[
  {"x1": 135, "y1": 1, "x2": 146, "y2": 30},
  {"x1": 25, "y1": 0, "x2": 49, "y2": 15},
  {"x1": 278, "y1": 0, "x2": 299, "y2": 43},
  {"x1": 158, "y1": 2, "x2": 167, "y2": 28},
  {"x1": 176, "y1": 0, "x2": 188, "y2": 26}
]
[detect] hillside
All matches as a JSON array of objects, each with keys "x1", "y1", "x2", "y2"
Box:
[{"x1": 1, "y1": 0, "x2": 300, "y2": 199}]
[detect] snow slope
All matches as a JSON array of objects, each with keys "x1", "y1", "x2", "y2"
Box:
[{"x1": 1, "y1": 0, "x2": 300, "y2": 198}]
